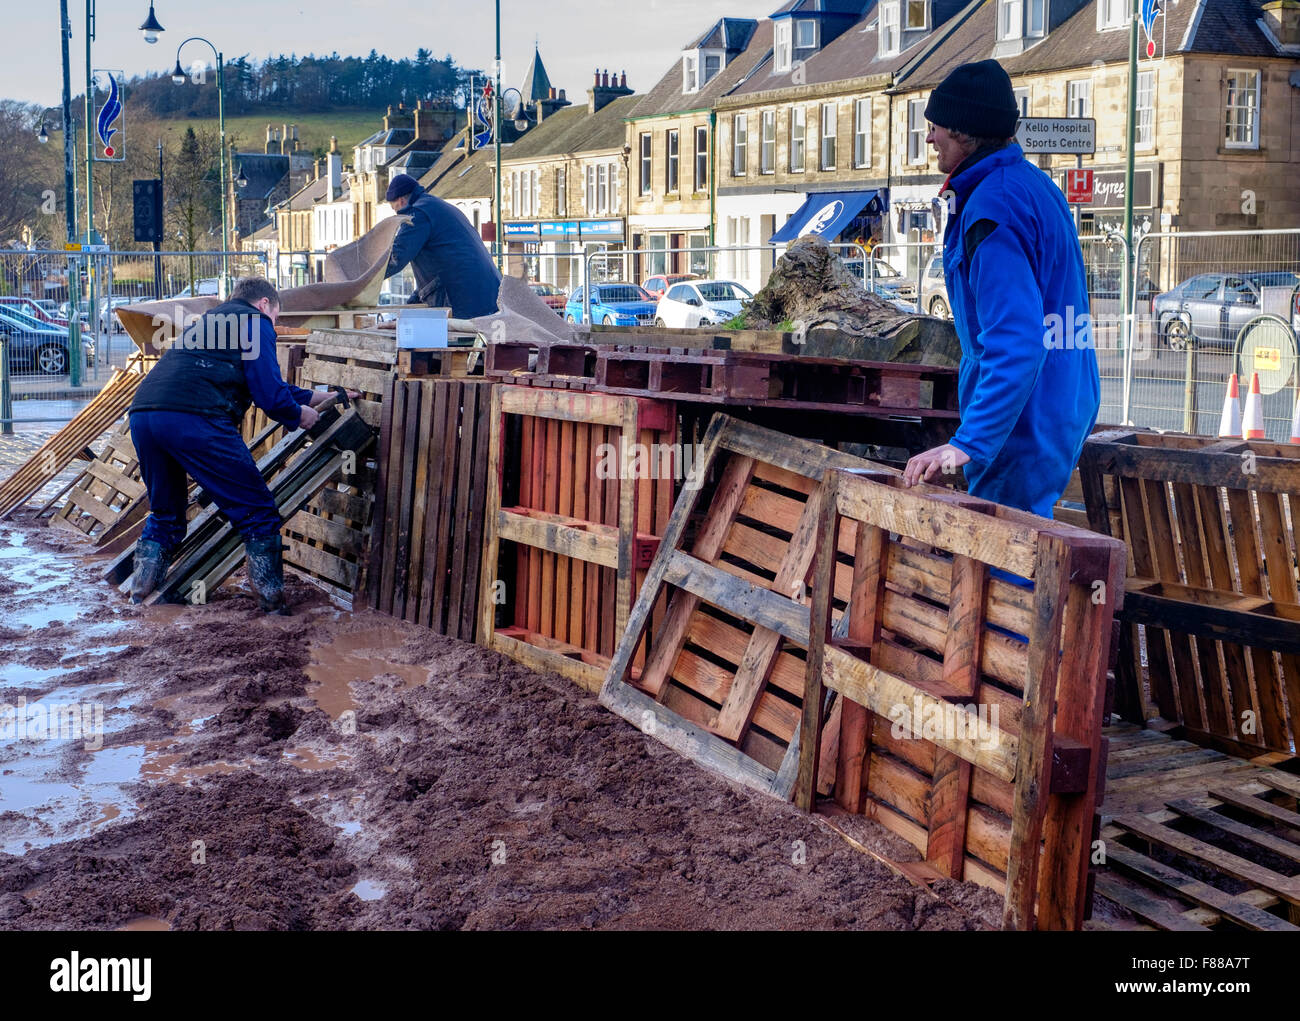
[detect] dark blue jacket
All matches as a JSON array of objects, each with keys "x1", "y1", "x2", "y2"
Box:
[
  {"x1": 384, "y1": 184, "x2": 501, "y2": 319},
  {"x1": 130, "y1": 298, "x2": 313, "y2": 429},
  {"x1": 942, "y1": 143, "x2": 1100, "y2": 518}
]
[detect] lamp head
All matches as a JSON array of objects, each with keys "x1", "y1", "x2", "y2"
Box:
[
  {"x1": 171, "y1": 59, "x2": 186, "y2": 85},
  {"x1": 140, "y1": 3, "x2": 164, "y2": 44}
]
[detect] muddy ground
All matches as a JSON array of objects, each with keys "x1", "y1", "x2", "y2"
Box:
[{"x1": 0, "y1": 517, "x2": 1002, "y2": 930}]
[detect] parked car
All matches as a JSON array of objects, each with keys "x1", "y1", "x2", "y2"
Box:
[
  {"x1": 920, "y1": 255, "x2": 950, "y2": 319},
  {"x1": 654, "y1": 280, "x2": 752, "y2": 328},
  {"x1": 98, "y1": 296, "x2": 135, "y2": 333},
  {"x1": 641, "y1": 274, "x2": 696, "y2": 301},
  {"x1": 0, "y1": 295, "x2": 67, "y2": 327},
  {"x1": 57, "y1": 300, "x2": 92, "y2": 327},
  {"x1": 564, "y1": 283, "x2": 658, "y2": 326},
  {"x1": 529, "y1": 282, "x2": 567, "y2": 314},
  {"x1": 1152, "y1": 271, "x2": 1300, "y2": 349},
  {"x1": 168, "y1": 278, "x2": 220, "y2": 299},
  {"x1": 0, "y1": 307, "x2": 93, "y2": 375}
]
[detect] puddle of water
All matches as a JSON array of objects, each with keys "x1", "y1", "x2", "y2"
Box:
[
  {"x1": 283, "y1": 746, "x2": 349, "y2": 771},
  {"x1": 336, "y1": 820, "x2": 362, "y2": 836},
  {"x1": 137, "y1": 746, "x2": 247, "y2": 785},
  {"x1": 0, "y1": 663, "x2": 66, "y2": 686},
  {"x1": 11, "y1": 604, "x2": 81, "y2": 630},
  {"x1": 304, "y1": 627, "x2": 429, "y2": 720},
  {"x1": 117, "y1": 916, "x2": 170, "y2": 932},
  {"x1": 350, "y1": 879, "x2": 387, "y2": 901}
]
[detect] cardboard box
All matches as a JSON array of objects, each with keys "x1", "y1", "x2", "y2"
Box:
[{"x1": 396, "y1": 306, "x2": 450, "y2": 349}]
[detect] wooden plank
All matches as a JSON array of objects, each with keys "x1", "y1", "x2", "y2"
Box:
[{"x1": 1093, "y1": 874, "x2": 1213, "y2": 932}]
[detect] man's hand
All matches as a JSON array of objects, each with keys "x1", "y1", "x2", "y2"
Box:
[
  {"x1": 308, "y1": 389, "x2": 360, "y2": 408},
  {"x1": 903, "y1": 443, "x2": 970, "y2": 488},
  {"x1": 297, "y1": 404, "x2": 320, "y2": 431}
]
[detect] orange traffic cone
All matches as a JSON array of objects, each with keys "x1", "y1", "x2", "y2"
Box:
[
  {"x1": 1243, "y1": 372, "x2": 1265, "y2": 440},
  {"x1": 1289, "y1": 393, "x2": 1300, "y2": 444},
  {"x1": 1219, "y1": 373, "x2": 1242, "y2": 438}
]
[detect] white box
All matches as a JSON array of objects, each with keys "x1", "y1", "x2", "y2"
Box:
[{"x1": 396, "y1": 306, "x2": 450, "y2": 349}]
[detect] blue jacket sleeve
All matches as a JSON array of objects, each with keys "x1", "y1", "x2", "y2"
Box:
[
  {"x1": 948, "y1": 221, "x2": 1050, "y2": 470},
  {"x1": 242, "y1": 319, "x2": 313, "y2": 428},
  {"x1": 385, "y1": 211, "x2": 430, "y2": 279}
]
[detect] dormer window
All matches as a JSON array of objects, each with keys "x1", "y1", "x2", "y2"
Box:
[
  {"x1": 879, "y1": 3, "x2": 900, "y2": 56},
  {"x1": 685, "y1": 47, "x2": 725, "y2": 91},
  {"x1": 775, "y1": 20, "x2": 793, "y2": 72},
  {"x1": 1097, "y1": 0, "x2": 1126, "y2": 30},
  {"x1": 702, "y1": 52, "x2": 722, "y2": 85},
  {"x1": 795, "y1": 18, "x2": 818, "y2": 48},
  {"x1": 997, "y1": 0, "x2": 1046, "y2": 40},
  {"x1": 906, "y1": 0, "x2": 929, "y2": 30},
  {"x1": 683, "y1": 52, "x2": 698, "y2": 93}
]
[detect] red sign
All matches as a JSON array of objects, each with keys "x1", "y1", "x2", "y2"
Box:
[{"x1": 1066, "y1": 168, "x2": 1094, "y2": 204}]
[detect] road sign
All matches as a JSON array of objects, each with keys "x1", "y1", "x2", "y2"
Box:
[
  {"x1": 1016, "y1": 117, "x2": 1096, "y2": 154},
  {"x1": 1066, "y1": 168, "x2": 1094, "y2": 204},
  {"x1": 93, "y1": 69, "x2": 125, "y2": 162},
  {"x1": 133, "y1": 179, "x2": 164, "y2": 244}
]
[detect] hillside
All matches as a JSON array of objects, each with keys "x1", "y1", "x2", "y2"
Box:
[{"x1": 150, "y1": 109, "x2": 388, "y2": 158}]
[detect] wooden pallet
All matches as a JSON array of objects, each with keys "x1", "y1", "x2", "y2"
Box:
[
  {"x1": 363, "y1": 377, "x2": 494, "y2": 641},
  {"x1": 794, "y1": 467, "x2": 1127, "y2": 930},
  {"x1": 116, "y1": 407, "x2": 373, "y2": 605},
  {"x1": 479, "y1": 385, "x2": 677, "y2": 692},
  {"x1": 1080, "y1": 429, "x2": 1300, "y2": 757},
  {"x1": 396, "y1": 344, "x2": 483, "y2": 378},
  {"x1": 599, "y1": 415, "x2": 907, "y2": 794},
  {"x1": 1095, "y1": 729, "x2": 1300, "y2": 931},
  {"x1": 0, "y1": 362, "x2": 145, "y2": 519},
  {"x1": 486, "y1": 340, "x2": 959, "y2": 418},
  {"x1": 284, "y1": 329, "x2": 392, "y2": 600},
  {"x1": 48, "y1": 422, "x2": 148, "y2": 545}
]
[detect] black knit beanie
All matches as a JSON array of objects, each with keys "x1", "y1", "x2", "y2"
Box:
[
  {"x1": 923, "y1": 59, "x2": 1019, "y2": 139},
  {"x1": 386, "y1": 173, "x2": 419, "y2": 202}
]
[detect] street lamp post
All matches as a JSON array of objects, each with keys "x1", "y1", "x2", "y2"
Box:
[
  {"x1": 171, "y1": 37, "x2": 230, "y2": 293},
  {"x1": 494, "y1": 0, "x2": 503, "y2": 273}
]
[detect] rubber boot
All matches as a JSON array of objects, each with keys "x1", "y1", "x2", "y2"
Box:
[
  {"x1": 245, "y1": 534, "x2": 289, "y2": 615},
  {"x1": 129, "y1": 539, "x2": 170, "y2": 604}
]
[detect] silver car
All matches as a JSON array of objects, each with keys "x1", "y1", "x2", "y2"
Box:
[{"x1": 1153, "y1": 271, "x2": 1300, "y2": 350}]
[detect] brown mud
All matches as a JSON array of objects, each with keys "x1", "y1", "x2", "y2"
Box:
[{"x1": 0, "y1": 517, "x2": 1001, "y2": 930}]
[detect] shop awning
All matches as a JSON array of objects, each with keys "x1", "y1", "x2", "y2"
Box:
[{"x1": 768, "y1": 189, "x2": 885, "y2": 245}]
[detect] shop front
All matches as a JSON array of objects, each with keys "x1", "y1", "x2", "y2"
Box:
[{"x1": 503, "y1": 218, "x2": 629, "y2": 291}]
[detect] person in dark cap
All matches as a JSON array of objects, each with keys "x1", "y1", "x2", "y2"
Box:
[
  {"x1": 383, "y1": 172, "x2": 502, "y2": 318},
  {"x1": 901, "y1": 59, "x2": 1099, "y2": 520}
]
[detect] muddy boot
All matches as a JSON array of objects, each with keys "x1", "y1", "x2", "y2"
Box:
[
  {"x1": 129, "y1": 539, "x2": 170, "y2": 604},
  {"x1": 245, "y1": 534, "x2": 289, "y2": 615}
]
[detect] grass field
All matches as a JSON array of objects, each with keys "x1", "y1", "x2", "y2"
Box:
[{"x1": 152, "y1": 109, "x2": 386, "y2": 157}]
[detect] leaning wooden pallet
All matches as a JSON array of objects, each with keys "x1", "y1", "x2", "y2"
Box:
[
  {"x1": 599, "y1": 415, "x2": 901, "y2": 795},
  {"x1": 794, "y1": 467, "x2": 1126, "y2": 930},
  {"x1": 0, "y1": 361, "x2": 146, "y2": 519},
  {"x1": 364, "y1": 376, "x2": 494, "y2": 641},
  {"x1": 479, "y1": 385, "x2": 677, "y2": 693},
  {"x1": 47, "y1": 422, "x2": 148, "y2": 545},
  {"x1": 1080, "y1": 429, "x2": 1300, "y2": 759}
]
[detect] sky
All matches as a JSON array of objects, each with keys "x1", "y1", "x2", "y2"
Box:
[{"x1": 4, "y1": 0, "x2": 775, "y2": 108}]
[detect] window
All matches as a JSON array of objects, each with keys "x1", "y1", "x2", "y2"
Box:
[
  {"x1": 523, "y1": 170, "x2": 532, "y2": 217},
  {"x1": 1225, "y1": 69, "x2": 1260, "y2": 149},
  {"x1": 1136, "y1": 70, "x2": 1154, "y2": 148},
  {"x1": 1013, "y1": 87, "x2": 1031, "y2": 117},
  {"x1": 820, "y1": 103, "x2": 837, "y2": 170},
  {"x1": 1097, "y1": 0, "x2": 1127, "y2": 30},
  {"x1": 853, "y1": 98, "x2": 871, "y2": 168},
  {"x1": 683, "y1": 53, "x2": 698, "y2": 93},
  {"x1": 906, "y1": 0, "x2": 928, "y2": 29},
  {"x1": 1067, "y1": 79, "x2": 1092, "y2": 118},
  {"x1": 648, "y1": 235, "x2": 668, "y2": 277},
  {"x1": 695, "y1": 126, "x2": 708, "y2": 191},
  {"x1": 775, "y1": 21, "x2": 793, "y2": 73},
  {"x1": 703, "y1": 53, "x2": 722, "y2": 85},
  {"x1": 907, "y1": 99, "x2": 927, "y2": 165},
  {"x1": 998, "y1": 0, "x2": 1023, "y2": 40},
  {"x1": 666, "y1": 129, "x2": 680, "y2": 193},
  {"x1": 790, "y1": 107, "x2": 806, "y2": 172},
  {"x1": 597, "y1": 163, "x2": 608, "y2": 214},
  {"x1": 1027, "y1": 0, "x2": 1045, "y2": 36},
  {"x1": 611, "y1": 164, "x2": 619, "y2": 214},
  {"x1": 761, "y1": 110, "x2": 776, "y2": 174},
  {"x1": 733, "y1": 114, "x2": 747, "y2": 175},
  {"x1": 639, "y1": 133, "x2": 652, "y2": 195},
  {"x1": 795, "y1": 19, "x2": 818, "y2": 48},
  {"x1": 556, "y1": 166, "x2": 567, "y2": 216},
  {"x1": 879, "y1": 3, "x2": 900, "y2": 56}
]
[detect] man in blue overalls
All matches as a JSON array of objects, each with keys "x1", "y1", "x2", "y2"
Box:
[
  {"x1": 127, "y1": 277, "x2": 351, "y2": 611},
  {"x1": 382, "y1": 173, "x2": 501, "y2": 319},
  {"x1": 902, "y1": 60, "x2": 1099, "y2": 519}
]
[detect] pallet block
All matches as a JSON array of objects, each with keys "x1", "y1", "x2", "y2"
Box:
[
  {"x1": 364, "y1": 376, "x2": 494, "y2": 641},
  {"x1": 1080, "y1": 429, "x2": 1300, "y2": 756},
  {"x1": 48, "y1": 422, "x2": 148, "y2": 545},
  {"x1": 479, "y1": 385, "x2": 677, "y2": 692},
  {"x1": 599, "y1": 415, "x2": 900, "y2": 795},
  {"x1": 793, "y1": 467, "x2": 1126, "y2": 930}
]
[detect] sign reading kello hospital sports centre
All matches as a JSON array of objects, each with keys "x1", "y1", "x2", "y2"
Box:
[{"x1": 1015, "y1": 117, "x2": 1096, "y2": 155}]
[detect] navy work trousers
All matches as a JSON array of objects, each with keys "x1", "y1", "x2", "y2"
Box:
[{"x1": 130, "y1": 409, "x2": 281, "y2": 551}]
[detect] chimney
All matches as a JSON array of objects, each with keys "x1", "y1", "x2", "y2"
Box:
[
  {"x1": 327, "y1": 148, "x2": 342, "y2": 200},
  {"x1": 282, "y1": 124, "x2": 290, "y2": 154},
  {"x1": 620, "y1": 71, "x2": 627, "y2": 89},
  {"x1": 588, "y1": 72, "x2": 632, "y2": 114},
  {"x1": 1262, "y1": 1, "x2": 1300, "y2": 44},
  {"x1": 329, "y1": 135, "x2": 339, "y2": 154},
  {"x1": 593, "y1": 68, "x2": 601, "y2": 86},
  {"x1": 414, "y1": 102, "x2": 436, "y2": 141},
  {"x1": 265, "y1": 123, "x2": 279, "y2": 155},
  {"x1": 538, "y1": 86, "x2": 571, "y2": 123}
]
